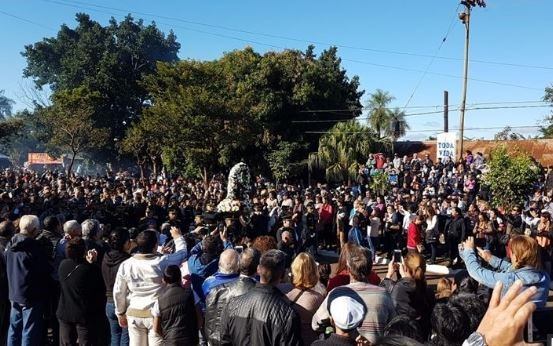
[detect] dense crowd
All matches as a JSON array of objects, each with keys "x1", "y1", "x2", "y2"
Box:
[{"x1": 1, "y1": 150, "x2": 553, "y2": 346}]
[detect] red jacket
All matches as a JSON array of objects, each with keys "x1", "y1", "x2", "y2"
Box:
[
  {"x1": 407, "y1": 222, "x2": 422, "y2": 249},
  {"x1": 327, "y1": 269, "x2": 381, "y2": 292}
]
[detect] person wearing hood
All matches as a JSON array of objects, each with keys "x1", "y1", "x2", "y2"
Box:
[
  {"x1": 5, "y1": 215, "x2": 53, "y2": 346},
  {"x1": 460, "y1": 235, "x2": 550, "y2": 308},
  {"x1": 380, "y1": 252, "x2": 435, "y2": 340},
  {"x1": 102, "y1": 228, "x2": 131, "y2": 346}
]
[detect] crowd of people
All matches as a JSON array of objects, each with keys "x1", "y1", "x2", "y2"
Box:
[{"x1": 0, "y1": 149, "x2": 552, "y2": 345}]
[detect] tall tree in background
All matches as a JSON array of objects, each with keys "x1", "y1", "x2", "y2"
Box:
[
  {"x1": 386, "y1": 107, "x2": 410, "y2": 140},
  {"x1": 367, "y1": 89, "x2": 394, "y2": 139},
  {"x1": 0, "y1": 90, "x2": 15, "y2": 120},
  {"x1": 22, "y1": 13, "x2": 180, "y2": 157},
  {"x1": 494, "y1": 126, "x2": 525, "y2": 140},
  {"x1": 308, "y1": 121, "x2": 384, "y2": 183},
  {"x1": 540, "y1": 85, "x2": 553, "y2": 138},
  {"x1": 38, "y1": 87, "x2": 109, "y2": 173}
]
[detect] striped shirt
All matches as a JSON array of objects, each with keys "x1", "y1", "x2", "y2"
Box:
[{"x1": 311, "y1": 281, "x2": 396, "y2": 344}]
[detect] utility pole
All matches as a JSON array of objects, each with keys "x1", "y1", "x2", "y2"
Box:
[
  {"x1": 458, "y1": 0, "x2": 486, "y2": 160},
  {"x1": 444, "y1": 90, "x2": 449, "y2": 133}
]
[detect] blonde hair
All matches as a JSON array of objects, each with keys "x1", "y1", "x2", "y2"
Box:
[
  {"x1": 510, "y1": 235, "x2": 540, "y2": 269},
  {"x1": 291, "y1": 252, "x2": 319, "y2": 290},
  {"x1": 436, "y1": 278, "x2": 452, "y2": 299},
  {"x1": 404, "y1": 252, "x2": 427, "y2": 290}
]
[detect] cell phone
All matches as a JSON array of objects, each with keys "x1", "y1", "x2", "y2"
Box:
[
  {"x1": 474, "y1": 238, "x2": 486, "y2": 248},
  {"x1": 393, "y1": 249, "x2": 402, "y2": 263},
  {"x1": 235, "y1": 246, "x2": 243, "y2": 254}
]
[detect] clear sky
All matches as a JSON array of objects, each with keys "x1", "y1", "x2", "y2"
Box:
[{"x1": 1, "y1": 0, "x2": 552, "y2": 140}]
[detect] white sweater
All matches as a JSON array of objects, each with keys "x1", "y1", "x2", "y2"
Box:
[{"x1": 113, "y1": 236, "x2": 187, "y2": 316}]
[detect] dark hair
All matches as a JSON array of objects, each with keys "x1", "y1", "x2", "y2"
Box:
[
  {"x1": 239, "y1": 247, "x2": 260, "y2": 276},
  {"x1": 373, "y1": 335, "x2": 424, "y2": 346},
  {"x1": 453, "y1": 270, "x2": 479, "y2": 295},
  {"x1": 448, "y1": 293, "x2": 486, "y2": 332},
  {"x1": 347, "y1": 245, "x2": 372, "y2": 282},
  {"x1": 0, "y1": 221, "x2": 15, "y2": 239},
  {"x1": 430, "y1": 303, "x2": 471, "y2": 346},
  {"x1": 136, "y1": 230, "x2": 158, "y2": 254},
  {"x1": 66, "y1": 238, "x2": 86, "y2": 261},
  {"x1": 383, "y1": 315, "x2": 424, "y2": 343},
  {"x1": 258, "y1": 249, "x2": 287, "y2": 284},
  {"x1": 202, "y1": 235, "x2": 223, "y2": 257},
  {"x1": 43, "y1": 215, "x2": 60, "y2": 233},
  {"x1": 128, "y1": 227, "x2": 140, "y2": 240},
  {"x1": 108, "y1": 227, "x2": 130, "y2": 252},
  {"x1": 163, "y1": 265, "x2": 182, "y2": 285}
]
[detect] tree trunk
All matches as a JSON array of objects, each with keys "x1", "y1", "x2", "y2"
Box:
[
  {"x1": 151, "y1": 157, "x2": 158, "y2": 178},
  {"x1": 67, "y1": 152, "x2": 76, "y2": 175}
]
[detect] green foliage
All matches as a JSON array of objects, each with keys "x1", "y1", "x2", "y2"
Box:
[
  {"x1": 367, "y1": 89, "x2": 394, "y2": 139},
  {"x1": 22, "y1": 13, "x2": 180, "y2": 154},
  {"x1": 309, "y1": 121, "x2": 386, "y2": 183},
  {"x1": 482, "y1": 145, "x2": 539, "y2": 209},
  {"x1": 0, "y1": 110, "x2": 45, "y2": 165},
  {"x1": 370, "y1": 171, "x2": 390, "y2": 196},
  {"x1": 38, "y1": 86, "x2": 109, "y2": 173},
  {"x1": 494, "y1": 126, "x2": 525, "y2": 140},
  {"x1": 0, "y1": 90, "x2": 15, "y2": 120},
  {"x1": 540, "y1": 86, "x2": 553, "y2": 138},
  {"x1": 128, "y1": 46, "x2": 363, "y2": 178},
  {"x1": 267, "y1": 141, "x2": 306, "y2": 182},
  {"x1": 0, "y1": 117, "x2": 25, "y2": 146},
  {"x1": 386, "y1": 108, "x2": 410, "y2": 140}
]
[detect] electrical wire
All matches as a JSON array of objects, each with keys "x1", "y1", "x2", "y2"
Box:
[
  {"x1": 304, "y1": 125, "x2": 541, "y2": 134},
  {"x1": 0, "y1": 9, "x2": 55, "y2": 31},
  {"x1": 38, "y1": 0, "x2": 546, "y2": 92},
  {"x1": 47, "y1": 0, "x2": 553, "y2": 71}
]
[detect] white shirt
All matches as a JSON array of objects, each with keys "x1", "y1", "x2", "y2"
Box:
[{"x1": 113, "y1": 236, "x2": 188, "y2": 315}]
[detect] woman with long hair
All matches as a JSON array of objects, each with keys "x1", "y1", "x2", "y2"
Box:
[
  {"x1": 381, "y1": 252, "x2": 435, "y2": 339},
  {"x1": 282, "y1": 252, "x2": 326, "y2": 345},
  {"x1": 423, "y1": 207, "x2": 438, "y2": 264}
]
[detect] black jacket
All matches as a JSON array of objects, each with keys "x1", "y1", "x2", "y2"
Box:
[
  {"x1": 205, "y1": 276, "x2": 256, "y2": 346},
  {"x1": 445, "y1": 216, "x2": 467, "y2": 240},
  {"x1": 311, "y1": 334, "x2": 356, "y2": 346},
  {"x1": 57, "y1": 258, "x2": 105, "y2": 323},
  {"x1": 158, "y1": 283, "x2": 198, "y2": 345},
  {"x1": 220, "y1": 283, "x2": 302, "y2": 346},
  {"x1": 5, "y1": 234, "x2": 52, "y2": 305},
  {"x1": 101, "y1": 249, "x2": 131, "y2": 303}
]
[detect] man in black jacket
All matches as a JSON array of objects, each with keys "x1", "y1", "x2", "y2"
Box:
[
  {"x1": 445, "y1": 207, "x2": 466, "y2": 267},
  {"x1": 152, "y1": 265, "x2": 198, "y2": 346},
  {"x1": 205, "y1": 247, "x2": 260, "y2": 346},
  {"x1": 5, "y1": 215, "x2": 52, "y2": 346},
  {"x1": 220, "y1": 249, "x2": 302, "y2": 346}
]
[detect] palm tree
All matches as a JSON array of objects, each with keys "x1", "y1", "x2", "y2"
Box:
[
  {"x1": 366, "y1": 89, "x2": 394, "y2": 139},
  {"x1": 386, "y1": 108, "x2": 410, "y2": 140},
  {"x1": 308, "y1": 121, "x2": 382, "y2": 183}
]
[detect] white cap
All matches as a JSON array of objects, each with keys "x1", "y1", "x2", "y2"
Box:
[{"x1": 329, "y1": 296, "x2": 365, "y2": 330}]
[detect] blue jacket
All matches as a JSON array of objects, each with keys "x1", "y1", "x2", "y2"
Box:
[
  {"x1": 348, "y1": 227, "x2": 368, "y2": 248},
  {"x1": 460, "y1": 249, "x2": 550, "y2": 308},
  {"x1": 5, "y1": 234, "x2": 53, "y2": 305},
  {"x1": 202, "y1": 272, "x2": 240, "y2": 299}
]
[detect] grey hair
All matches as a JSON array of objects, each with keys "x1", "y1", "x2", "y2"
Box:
[
  {"x1": 63, "y1": 220, "x2": 82, "y2": 236},
  {"x1": 81, "y1": 219, "x2": 100, "y2": 239},
  {"x1": 19, "y1": 215, "x2": 40, "y2": 236},
  {"x1": 218, "y1": 249, "x2": 240, "y2": 274}
]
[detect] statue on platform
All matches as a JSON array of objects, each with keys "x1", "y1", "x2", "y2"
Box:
[{"x1": 217, "y1": 162, "x2": 252, "y2": 215}]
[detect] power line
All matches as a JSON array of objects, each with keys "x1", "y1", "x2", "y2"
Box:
[
  {"x1": 304, "y1": 125, "x2": 541, "y2": 134},
  {"x1": 402, "y1": 4, "x2": 460, "y2": 110},
  {"x1": 297, "y1": 100, "x2": 549, "y2": 114},
  {"x1": 43, "y1": 0, "x2": 545, "y2": 92},
  {"x1": 47, "y1": 0, "x2": 553, "y2": 71},
  {"x1": 0, "y1": 9, "x2": 55, "y2": 31},
  {"x1": 293, "y1": 104, "x2": 551, "y2": 123}
]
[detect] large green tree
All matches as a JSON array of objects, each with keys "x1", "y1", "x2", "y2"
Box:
[
  {"x1": 22, "y1": 13, "x2": 180, "y2": 156},
  {"x1": 308, "y1": 121, "x2": 385, "y2": 183},
  {"x1": 38, "y1": 87, "x2": 109, "y2": 173},
  {"x1": 386, "y1": 108, "x2": 410, "y2": 140},
  {"x1": 367, "y1": 89, "x2": 394, "y2": 139},
  {"x1": 126, "y1": 46, "x2": 364, "y2": 180},
  {"x1": 482, "y1": 145, "x2": 539, "y2": 209}
]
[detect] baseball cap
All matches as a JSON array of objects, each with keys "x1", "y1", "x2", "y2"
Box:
[{"x1": 329, "y1": 296, "x2": 365, "y2": 330}]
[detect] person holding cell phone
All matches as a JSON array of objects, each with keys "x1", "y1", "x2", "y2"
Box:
[
  {"x1": 459, "y1": 235, "x2": 550, "y2": 308},
  {"x1": 380, "y1": 252, "x2": 435, "y2": 340}
]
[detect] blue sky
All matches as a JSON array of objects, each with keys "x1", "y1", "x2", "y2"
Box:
[{"x1": 1, "y1": 0, "x2": 552, "y2": 140}]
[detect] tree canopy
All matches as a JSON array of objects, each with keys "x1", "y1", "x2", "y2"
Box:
[
  {"x1": 125, "y1": 46, "x2": 364, "y2": 180},
  {"x1": 540, "y1": 85, "x2": 553, "y2": 138},
  {"x1": 22, "y1": 13, "x2": 180, "y2": 154},
  {"x1": 0, "y1": 90, "x2": 15, "y2": 120}
]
